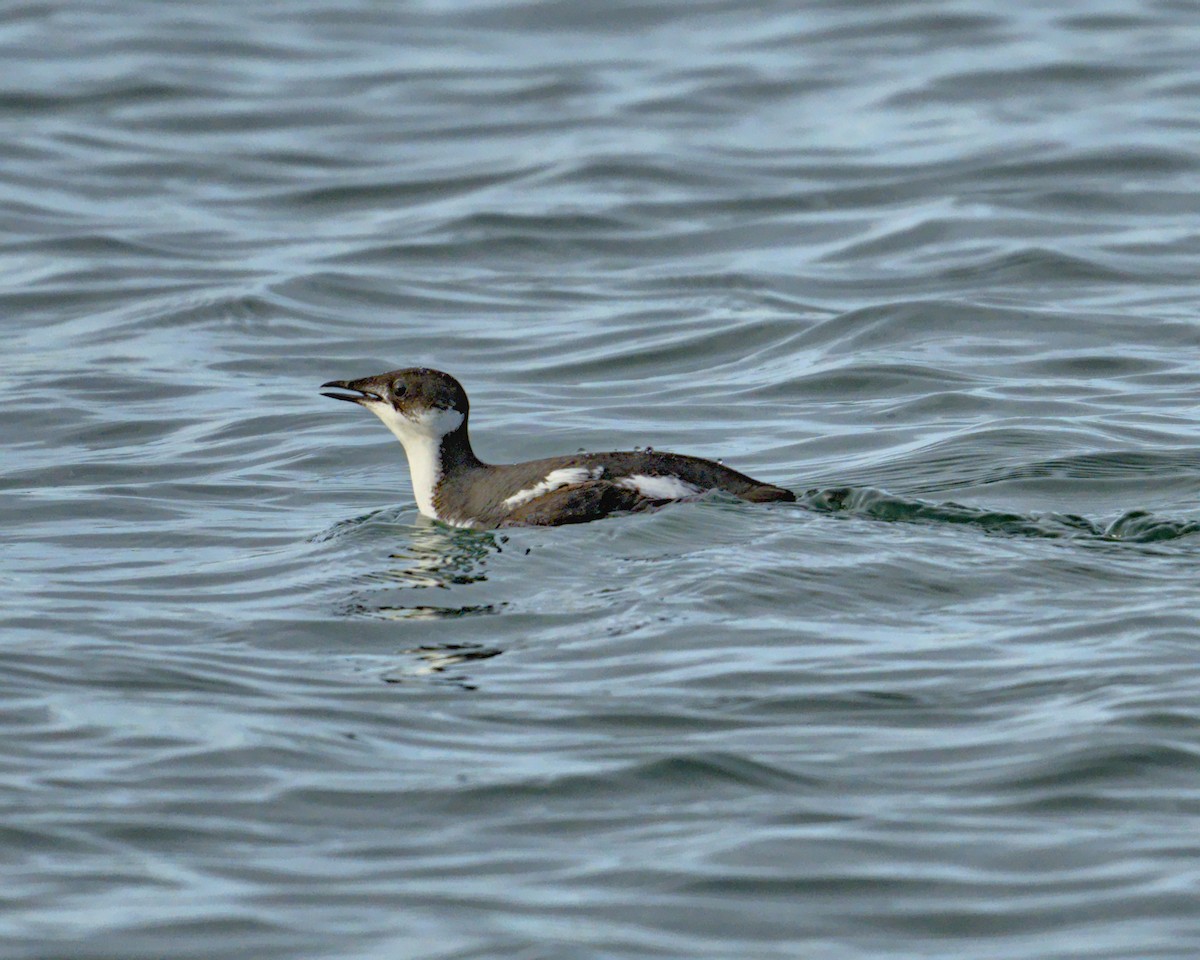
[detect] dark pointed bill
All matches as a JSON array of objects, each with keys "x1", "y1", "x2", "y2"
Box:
[{"x1": 320, "y1": 380, "x2": 382, "y2": 404}]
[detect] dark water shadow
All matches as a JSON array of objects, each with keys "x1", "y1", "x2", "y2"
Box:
[{"x1": 801, "y1": 486, "x2": 1200, "y2": 546}]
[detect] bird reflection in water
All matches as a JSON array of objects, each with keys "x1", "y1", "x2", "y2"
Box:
[
  {"x1": 340, "y1": 518, "x2": 501, "y2": 603},
  {"x1": 337, "y1": 520, "x2": 506, "y2": 686},
  {"x1": 382, "y1": 644, "x2": 501, "y2": 689}
]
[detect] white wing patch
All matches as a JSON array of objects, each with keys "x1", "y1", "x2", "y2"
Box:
[
  {"x1": 502, "y1": 466, "x2": 603, "y2": 508},
  {"x1": 617, "y1": 474, "x2": 701, "y2": 501}
]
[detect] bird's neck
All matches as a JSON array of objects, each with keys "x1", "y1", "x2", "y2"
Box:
[{"x1": 375, "y1": 407, "x2": 481, "y2": 519}]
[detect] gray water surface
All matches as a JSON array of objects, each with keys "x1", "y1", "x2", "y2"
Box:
[{"x1": 4, "y1": 2, "x2": 1200, "y2": 958}]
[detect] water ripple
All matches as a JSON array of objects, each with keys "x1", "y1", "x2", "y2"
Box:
[{"x1": 4, "y1": 1, "x2": 1200, "y2": 957}]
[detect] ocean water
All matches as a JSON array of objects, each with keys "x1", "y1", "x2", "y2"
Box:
[{"x1": 4, "y1": 1, "x2": 1200, "y2": 957}]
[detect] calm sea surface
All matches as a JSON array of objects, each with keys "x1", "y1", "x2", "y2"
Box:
[{"x1": 4, "y1": 2, "x2": 1200, "y2": 957}]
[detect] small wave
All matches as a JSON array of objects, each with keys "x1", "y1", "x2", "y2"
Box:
[
  {"x1": 800, "y1": 486, "x2": 1200, "y2": 544},
  {"x1": 937, "y1": 247, "x2": 1131, "y2": 284}
]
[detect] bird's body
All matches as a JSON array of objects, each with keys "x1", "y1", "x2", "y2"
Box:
[{"x1": 321, "y1": 368, "x2": 794, "y2": 528}]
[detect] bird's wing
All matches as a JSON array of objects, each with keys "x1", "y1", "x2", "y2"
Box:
[{"x1": 499, "y1": 479, "x2": 660, "y2": 527}]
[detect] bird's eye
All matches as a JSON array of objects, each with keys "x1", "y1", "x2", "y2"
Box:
[{"x1": 393, "y1": 382, "x2": 407, "y2": 398}]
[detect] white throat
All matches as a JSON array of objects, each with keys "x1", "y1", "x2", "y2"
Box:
[{"x1": 366, "y1": 404, "x2": 464, "y2": 519}]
